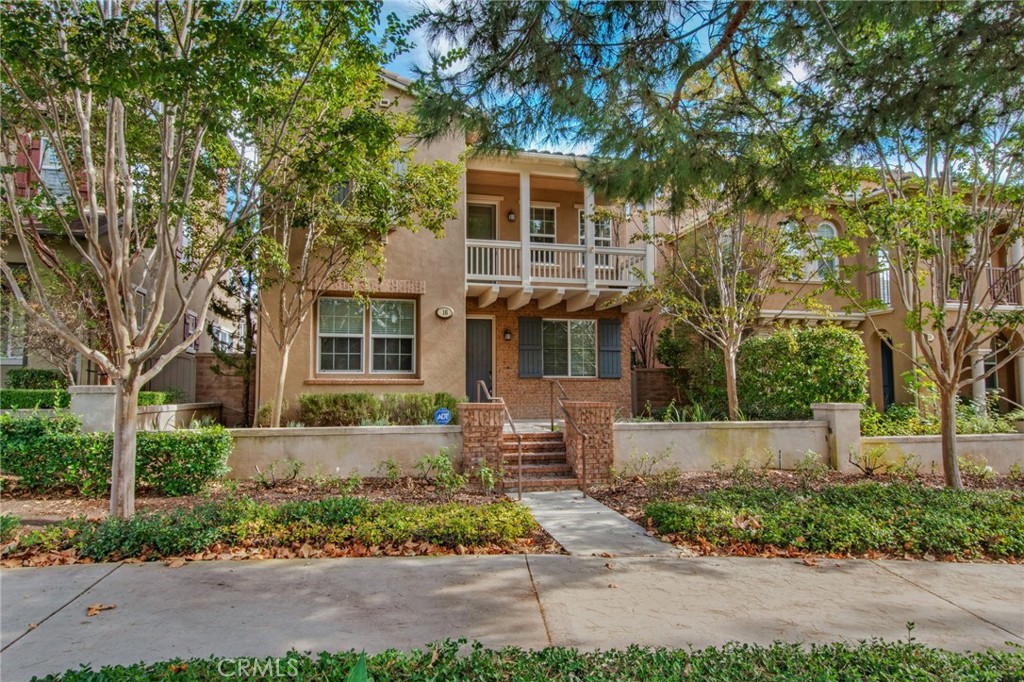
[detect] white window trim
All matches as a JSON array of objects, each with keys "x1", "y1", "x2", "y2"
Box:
[
  {"x1": 813, "y1": 221, "x2": 839, "y2": 279},
  {"x1": 38, "y1": 137, "x2": 72, "y2": 202},
  {"x1": 467, "y1": 201, "x2": 499, "y2": 240},
  {"x1": 1, "y1": 298, "x2": 26, "y2": 364},
  {"x1": 541, "y1": 318, "x2": 598, "y2": 379},
  {"x1": 577, "y1": 209, "x2": 613, "y2": 268},
  {"x1": 184, "y1": 310, "x2": 199, "y2": 354},
  {"x1": 369, "y1": 298, "x2": 417, "y2": 375},
  {"x1": 316, "y1": 297, "x2": 366, "y2": 374},
  {"x1": 529, "y1": 205, "x2": 557, "y2": 243}
]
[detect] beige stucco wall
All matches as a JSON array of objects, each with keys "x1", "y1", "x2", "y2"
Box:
[
  {"x1": 227, "y1": 425, "x2": 463, "y2": 478},
  {"x1": 614, "y1": 421, "x2": 830, "y2": 471},
  {"x1": 861, "y1": 434, "x2": 1024, "y2": 474},
  {"x1": 255, "y1": 81, "x2": 468, "y2": 422},
  {"x1": 137, "y1": 402, "x2": 222, "y2": 431}
]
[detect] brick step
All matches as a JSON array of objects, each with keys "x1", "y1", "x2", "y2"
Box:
[
  {"x1": 501, "y1": 440, "x2": 566, "y2": 454},
  {"x1": 503, "y1": 432, "x2": 569, "y2": 444},
  {"x1": 501, "y1": 451, "x2": 568, "y2": 465},
  {"x1": 501, "y1": 462, "x2": 574, "y2": 476},
  {"x1": 502, "y1": 475, "x2": 579, "y2": 492}
]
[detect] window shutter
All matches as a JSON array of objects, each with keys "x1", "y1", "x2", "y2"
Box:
[
  {"x1": 519, "y1": 317, "x2": 543, "y2": 378},
  {"x1": 598, "y1": 319, "x2": 622, "y2": 379}
]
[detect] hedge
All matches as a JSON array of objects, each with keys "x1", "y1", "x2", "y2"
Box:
[
  {"x1": 655, "y1": 325, "x2": 869, "y2": 420},
  {"x1": 298, "y1": 391, "x2": 461, "y2": 426},
  {"x1": 137, "y1": 390, "x2": 178, "y2": 406},
  {"x1": 0, "y1": 388, "x2": 70, "y2": 409},
  {"x1": 5, "y1": 368, "x2": 69, "y2": 389},
  {"x1": 646, "y1": 483, "x2": 1024, "y2": 558},
  {"x1": 14, "y1": 497, "x2": 535, "y2": 561},
  {"x1": 39, "y1": 641, "x2": 1024, "y2": 681},
  {"x1": 0, "y1": 413, "x2": 231, "y2": 496}
]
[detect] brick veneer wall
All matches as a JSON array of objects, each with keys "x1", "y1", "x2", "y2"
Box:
[
  {"x1": 195, "y1": 352, "x2": 255, "y2": 427},
  {"x1": 631, "y1": 368, "x2": 683, "y2": 414},
  {"x1": 458, "y1": 402, "x2": 505, "y2": 473},
  {"x1": 563, "y1": 401, "x2": 615, "y2": 487},
  {"x1": 466, "y1": 299, "x2": 632, "y2": 419}
]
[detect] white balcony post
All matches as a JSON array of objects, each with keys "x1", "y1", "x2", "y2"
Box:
[
  {"x1": 516, "y1": 173, "x2": 532, "y2": 286},
  {"x1": 645, "y1": 205, "x2": 656, "y2": 283},
  {"x1": 971, "y1": 349, "x2": 988, "y2": 410},
  {"x1": 584, "y1": 185, "x2": 596, "y2": 289}
]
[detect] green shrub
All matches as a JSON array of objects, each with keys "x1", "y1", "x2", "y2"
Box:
[
  {"x1": 13, "y1": 497, "x2": 534, "y2": 561},
  {"x1": 862, "y1": 401, "x2": 1020, "y2": 436},
  {"x1": 646, "y1": 483, "x2": 1024, "y2": 558},
  {"x1": 737, "y1": 326, "x2": 869, "y2": 420},
  {"x1": 0, "y1": 420, "x2": 232, "y2": 496},
  {"x1": 415, "y1": 448, "x2": 467, "y2": 501},
  {"x1": 40, "y1": 640, "x2": 1024, "y2": 681},
  {"x1": 137, "y1": 391, "x2": 178, "y2": 406},
  {"x1": 298, "y1": 391, "x2": 461, "y2": 426},
  {"x1": 6, "y1": 368, "x2": 69, "y2": 389},
  {"x1": 656, "y1": 325, "x2": 869, "y2": 421},
  {"x1": 0, "y1": 388, "x2": 70, "y2": 409}
]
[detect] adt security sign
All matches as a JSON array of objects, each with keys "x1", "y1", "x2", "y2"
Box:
[{"x1": 433, "y1": 407, "x2": 453, "y2": 425}]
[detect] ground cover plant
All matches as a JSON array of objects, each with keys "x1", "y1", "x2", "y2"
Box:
[
  {"x1": 40, "y1": 639, "x2": 1024, "y2": 681},
  {"x1": 0, "y1": 495, "x2": 540, "y2": 566},
  {"x1": 644, "y1": 483, "x2": 1023, "y2": 559}
]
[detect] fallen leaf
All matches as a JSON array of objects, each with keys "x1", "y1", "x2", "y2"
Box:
[
  {"x1": 27, "y1": 623, "x2": 37, "y2": 630},
  {"x1": 801, "y1": 557, "x2": 818, "y2": 567},
  {"x1": 164, "y1": 558, "x2": 186, "y2": 569},
  {"x1": 608, "y1": 583, "x2": 618, "y2": 589},
  {"x1": 604, "y1": 562, "x2": 614, "y2": 570},
  {"x1": 86, "y1": 603, "x2": 116, "y2": 617}
]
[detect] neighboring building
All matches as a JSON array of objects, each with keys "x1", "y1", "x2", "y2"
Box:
[
  {"x1": 254, "y1": 73, "x2": 657, "y2": 420},
  {"x1": 1, "y1": 135, "x2": 241, "y2": 401}
]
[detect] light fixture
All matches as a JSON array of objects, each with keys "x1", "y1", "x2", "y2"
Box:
[
  {"x1": 506, "y1": 209, "x2": 516, "y2": 223},
  {"x1": 503, "y1": 328, "x2": 513, "y2": 341}
]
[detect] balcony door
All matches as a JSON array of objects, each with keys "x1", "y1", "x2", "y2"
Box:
[{"x1": 467, "y1": 203, "x2": 497, "y2": 278}]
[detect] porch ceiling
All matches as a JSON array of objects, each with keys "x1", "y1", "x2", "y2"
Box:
[{"x1": 466, "y1": 283, "x2": 631, "y2": 311}]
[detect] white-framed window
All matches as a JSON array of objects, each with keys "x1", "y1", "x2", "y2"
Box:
[
  {"x1": 370, "y1": 299, "x2": 416, "y2": 373},
  {"x1": 210, "y1": 324, "x2": 232, "y2": 352},
  {"x1": 542, "y1": 319, "x2": 597, "y2": 378},
  {"x1": 183, "y1": 311, "x2": 200, "y2": 354},
  {"x1": 317, "y1": 297, "x2": 365, "y2": 373},
  {"x1": 39, "y1": 138, "x2": 72, "y2": 202},
  {"x1": 815, "y1": 222, "x2": 839, "y2": 277},
  {"x1": 578, "y1": 209, "x2": 612, "y2": 267}
]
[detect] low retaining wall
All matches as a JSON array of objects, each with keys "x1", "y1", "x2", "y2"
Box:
[
  {"x1": 138, "y1": 402, "x2": 222, "y2": 432},
  {"x1": 227, "y1": 426, "x2": 462, "y2": 479},
  {"x1": 862, "y1": 434, "x2": 1024, "y2": 474},
  {"x1": 614, "y1": 421, "x2": 830, "y2": 471}
]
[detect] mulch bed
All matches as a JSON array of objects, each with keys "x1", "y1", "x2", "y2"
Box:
[{"x1": 588, "y1": 470, "x2": 1024, "y2": 564}]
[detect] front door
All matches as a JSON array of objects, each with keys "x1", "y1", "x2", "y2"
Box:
[{"x1": 466, "y1": 318, "x2": 493, "y2": 401}]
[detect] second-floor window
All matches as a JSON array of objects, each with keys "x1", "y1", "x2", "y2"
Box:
[
  {"x1": 1, "y1": 295, "x2": 26, "y2": 364},
  {"x1": 39, "y1": 138, "x2": 72, "y2": 202},
  {"x1": 815, "y1": 222, "x2": 839, "y2": 278},
  {"x1": 183, "y1": 312, "x2": 200, "y2": 354}
]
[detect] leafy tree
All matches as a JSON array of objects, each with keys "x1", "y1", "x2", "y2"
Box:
[
  {"x1": 206, "y1": 260, "x2": 258, "y2": 428},
  {"x1": 0, "y1": 2, "x2": 415, "y2": 517},
  {"x1": 777, "y1": 1, "x2": 1024, "y2": 488}
]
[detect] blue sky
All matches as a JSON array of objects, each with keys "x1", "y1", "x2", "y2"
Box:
[{"x1": 380, "y1": 1, "x2": 439, "y2": 80}]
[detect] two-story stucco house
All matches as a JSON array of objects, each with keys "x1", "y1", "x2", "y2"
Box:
[{"x1": 254, "y1": 72, "x2": 656, "y2": 421}]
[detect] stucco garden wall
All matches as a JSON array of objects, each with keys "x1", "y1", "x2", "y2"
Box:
[
  {"x1": 614, "y1": 421, "x2": 830, "y2": 471},
  {"x1": 861, "y1": 434, "x2": 1024, "y2": 474},
  {"x1": 227, "y1": 426, "x2": 462, "y2": 479}
]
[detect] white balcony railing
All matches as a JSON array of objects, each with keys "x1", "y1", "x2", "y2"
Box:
[
  {"x1": 868, "y1": 268, "x2": 892, "y2": 308},
  {"x1": 466, "y1": 239, "x2": 646, "y2": 289}
]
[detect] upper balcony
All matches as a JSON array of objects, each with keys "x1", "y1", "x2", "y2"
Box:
[
  {"x1": 463, "y1": 158, "x2": 653, "y2": 311},
  {"x1": 947, "y1": 264, "x2": 1023, "y2": 309}
]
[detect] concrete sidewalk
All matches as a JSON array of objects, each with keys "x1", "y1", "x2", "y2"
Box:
[{"x1": 2, "y1": 556, "x2": 1022, "y2": 680}]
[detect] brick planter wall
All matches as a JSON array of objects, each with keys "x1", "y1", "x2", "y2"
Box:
[
  {"x1": 562, "y1": 401, "x2": 615, "y2": 487},
  {"x1": 631, "y1": 368, "x2": 682, "y2": 415},
  {"x1": 458, "y1": 402, "x2": 505, "y2": 472}
]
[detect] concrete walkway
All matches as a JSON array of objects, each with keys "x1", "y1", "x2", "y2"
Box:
[
  {"x1": 2, "y1": 556, "x2": 1021, "y2": 680},
  {"x1": 518, "y1": 491, "x2": 680, "y2": 557}
]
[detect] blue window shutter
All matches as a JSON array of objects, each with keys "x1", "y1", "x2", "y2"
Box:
[
  {"x1": 519, "y1": 317, "x2": 543, "y2": 378},
  {"x1": 598, "y1": 319, "x2": 622, "y2": 379}
]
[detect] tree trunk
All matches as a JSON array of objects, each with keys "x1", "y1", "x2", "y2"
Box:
[
  {"x1": 939, "y1": 386, "x2": 963, "y2": 490},
  {"x1": 270, "y1": 342, "x2": 292, "y2": 428},
  {"x1": 109, "y1": 379, "x2": 140, "y2": 518},
  {"x1": 724, "y1": 345, "x2": 740, "y2": 421}
]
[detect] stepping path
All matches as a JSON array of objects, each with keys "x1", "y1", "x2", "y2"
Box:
[{"x1": 516, "y1": 491, "x2": 680, "y2": 557}]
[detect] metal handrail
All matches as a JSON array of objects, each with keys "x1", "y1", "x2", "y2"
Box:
[
  {"x1": 476, "y1": 380, "x2": 524, "y2": 501},
  {"x1": 549, "y1": 379, "x2": 589, "y2": 497}
]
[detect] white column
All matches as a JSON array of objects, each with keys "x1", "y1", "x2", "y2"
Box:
[
  {"x1": 520, "y1": 171, "x2": 531, "y2": 287},
  {"x1": 584, "y1": 185, "x2": 596, "y2": 290},
  {"x1": 644, "y1": 205, "x2": 656, "y2": 283},
  {"x1": 971, "y1": 349, "x2": 988, "y2": 409}
]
